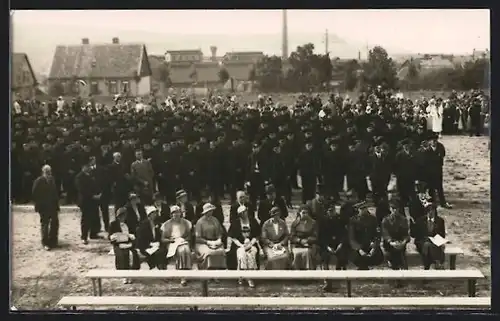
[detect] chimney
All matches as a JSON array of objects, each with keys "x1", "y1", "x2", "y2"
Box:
[
  {"x1": 282, "y1": 10, "x2": 288, "y2": 60},
  {"x1": 82, "y1": 38, "x2": 89, "y2": 45},
  {"x1": 112, "y1": 37, "x2": 119, "y2": 44},
  {"x1": 210, "y1": 46, "x2": 217, "y2": 61}
]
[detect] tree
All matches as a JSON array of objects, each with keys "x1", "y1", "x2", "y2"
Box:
[
  {"x1": 342, "y1": 59, "x2": 360, "y2": 91},
  {"x1": 287, "y1": 43, "x2": 316, "y2": 92},
  {"x1": 156, "y1": 63, "x2": 171, "y2": 95},
  {"x1": 253, "y1": 55, "x2": 283, "y2": 92},
  {"x1": 218, "y1": 67, "x2": 230, "y2": 84},
  {"x1": 362, "y1": 46, "x2": 398, "y2": 89}
]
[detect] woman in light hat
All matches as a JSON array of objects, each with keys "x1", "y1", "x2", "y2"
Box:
[
  {"x1": 290, "y1": 205, "x2": 318, "y2": 270},
  {"x1": 260, "y1": 206, "x2": 291, "y2": 270},
  {"x1": 226, "y1": 205, "x2": 260, "y2": 287},
  {"x1": 161, "y1": 205, "x2": 193, "y2": 285},
  {"x1": 136, "y1": 206, "x2": 166, "y2": 270},
  {"x1": 194, "y1": 203, "x2": 227, "y2": 270},
  {"x1": 108, "y1": 206, "x2": 140, "y2": 284}
]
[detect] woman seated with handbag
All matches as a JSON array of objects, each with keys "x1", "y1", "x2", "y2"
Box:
[
  {"x1": 161, "y1": 205, "x2": 193, "y2": 286},
  {"x1": 108, "y1": 207, "x2": 140, "y2": 284},
  {"x1": 260, "y1": 206, "x2": 291, "y2": 270},
  {"x1": 226, "y1": 205, "x2": 261, "y2": 288}
]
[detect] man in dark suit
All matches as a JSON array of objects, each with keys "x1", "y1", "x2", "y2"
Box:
[
  {"x1": 423, "y1": 136, "x2": 452, "y2": 209},
  {"x1": 413, "y1": 200, "x2": 446, "y2": 270},
  {"x1": 349, "y1": 206, "x2": 383, "y2": 270},
  {"x1": 152, "y1": 192, "x2": 171, "y2": 227},
  {"x1": 32, "y1": 164, "x2": 60, "y2": 250},
  {"x1": 89, "y1": 156, "x2": 110, "y2": 234},
  {"x1": 318, "y1": 203, "x2": 350, "y2": 292},
  {"x1": 125, "y1": 193, "x2": 147, "y2": 235},
  {"x1": 367, "y1": 143, "x2": 392, "y2": 206},
  {"x1": 108, "y1": 152, "x2": 132, "y2": 211},
  {"x1": 136, "y1": 207, "x2": 167, "y2": 270},
  {"x1": 75, "y1": 163, "x2": 101, "y2": 244},
  {"x1": 381, "y1": 200, "x2": 410, "y2": 271},
  {"x1": 257, "y1": 184, "x2": 288, "y2": 225},
  {"x1": 307, "y1": 183, "x2": 327, "y2": 221}
]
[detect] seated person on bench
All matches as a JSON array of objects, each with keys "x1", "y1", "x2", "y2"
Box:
[
  {"x1": 381, "y1": 199, "x2": 410, "y2": 270},
  {"x1": 194, "y1": 203, "x2": 227, "y2": 270},
  {"x1": 349, "y1": 205, "x2": 383, "y2": 270},
  {"x1": 161, "y1": 205, "x2": 193, "y2": 286},
  {"x1": 290, "y1": 205, "x2": 318, "y2": 270},
  {"x1": 318, "y1": 203, "x2": 350, "y2": 292},
  {"x1": 108, "y1": 207, "x2": 140, "y2": 284},
  {"x1": 413, "y1": 198, "x2": 446, "y2": 270},
  {"x1": 260, "y1": 206, "x2": 291, "y2": 270},
  {"x1": 136, "y1": 206, "x2": 167, "y2": 270}
]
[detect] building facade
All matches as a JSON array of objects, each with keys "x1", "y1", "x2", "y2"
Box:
[
  {"x1": 48, "y1": 38, "x2": 152, "y2": 97},
  {"x1": 12, "y1": 53, "x2": 38, "y2": 99}
]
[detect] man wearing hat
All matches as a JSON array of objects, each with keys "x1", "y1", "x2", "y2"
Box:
[
  {"x1": 136, "y1": 206, "x2": 166, "y2": 270},
  {"x1": 176, "y1": 189, "x2": 195, "y2": 223},
  {"x1": 257, "y1": 184, "x2": 288, "y2": 225},
  {"x1": 246, "y1": 142, "x2": 265, "y2": 205},
  {"x1": 307, "y1": 183, "x2": 327, "y2": 221},
  {"x1": 349, "y1": 206, "x2": 383, "y2": 270},
  {"x1": 425, "y1": 136, "x2": 452, "y2": 209},
  {"x1": 412, "y1": 199, "x2": 446, "y2": 270},
  {"x1": 298, "y1": 141, "x2": 318, "y2": 204},
  {"x1": 367, "y1": 143, "x2": 392, "y2": 206},
  {"x1": 381, "y1": 199, "x2": 410, "y2": 272},
  {"x1": 318, "y1": 204, "x2": 350, "y2": 291},
  {"x1": 125, "y1": 193, "x2": 147, "y2": 235},
  {"x1": 75, "y1": 162, "x2": 101, "y2": 244},
  {"x1": 394, "y1": 140, "x2": 419, "y2": 212}
]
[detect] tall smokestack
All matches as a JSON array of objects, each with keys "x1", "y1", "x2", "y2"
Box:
[
  {"x1": 210, "y1": 46, "x2": 217, "y2": 61},
  {"x1": 282, "y1": 10, "x2": 288, "y2": 60}
]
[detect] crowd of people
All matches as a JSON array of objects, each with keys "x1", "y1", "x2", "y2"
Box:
[{"x1": 19, "y1": 87, "x2": 489, "y2": 291}]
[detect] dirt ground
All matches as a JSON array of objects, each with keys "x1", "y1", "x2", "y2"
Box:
[{"x1": 10, "y1": 135, "x2": 490, "y2": 310}]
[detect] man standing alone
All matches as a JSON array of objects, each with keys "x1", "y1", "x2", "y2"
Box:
[{"x1": 32, "y1": 165, "x2": 60, "y2": 250}]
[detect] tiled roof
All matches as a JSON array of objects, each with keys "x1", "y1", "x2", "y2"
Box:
[
  {"x1": 49, "y1": 43, "x2": 149, "y2": 79},
  {"x1": 12, "y1": 53, "x2": 38, "y2": 87},
  {"x1": 169, "y1": 62, "x2": 220, "y2": 84},
  {"x1": 223, "y1": 62, "x2": 254, "y2": 81},
  {"x1": 166, "y1": 50, "x2": 203, "y2": 54}
]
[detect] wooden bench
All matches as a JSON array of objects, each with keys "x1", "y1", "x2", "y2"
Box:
[
  {"x1": 388, "y1": 245, "x2": 463, "y2": 270},
  {"x1": 58, "y1": 296, "x2": 491, "y2": 310},
  {"x1": 85, "y1": 269, "x2": 484, "y2": 297}
]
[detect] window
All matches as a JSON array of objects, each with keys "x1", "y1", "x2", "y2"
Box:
[
  {"x1": 90, "y1": 81, "x2": 99, "y2": 95},
  {"x1": 72, "y1": 80, "x2": 80, "y2": 93},
  {"x1": 108, "y1": 81, "x2": 118, "y2": 94},
  {"x1": 121, "y1": 81, "x2": 129, "y2": 93}
]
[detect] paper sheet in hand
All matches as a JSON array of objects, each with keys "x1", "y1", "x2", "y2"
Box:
[
  {"x1": 429, "y1": 234, "x2": 448, "y2": 247},
  {"x1": 145, "y1": 242, "x2": 160, "y2": 255},
  {"x1": 166, "y1": 239, "x2": 188, "y2": 258},
  {"x1": 115, "y1": 233, "x2": 129, "y2": 243}
]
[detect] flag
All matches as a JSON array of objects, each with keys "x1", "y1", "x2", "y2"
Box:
[
  {"x1": 77, "y1": 80, "x2": 87, "y2": 87},
  {"x1": 189, "y1": 63, "x2": 198, "y2": 82}
]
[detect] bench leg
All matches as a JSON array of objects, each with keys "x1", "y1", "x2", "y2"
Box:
[
  {"x1": 98, "y1": 279, "x2": 103, "y2": 296},
  {"x1": 346, "y1": 281, "x2": 352, "y2": 297},
  {"x1": 201, "y1": 280, "x2": 208, "y2": 297},
  {"x1": 468, "y1": 280, "x2": 477, "y2": 297},
  {"x1": 91, "y1": 279, "x2": 97, "y2": 296},
  {"x1": 190, "y1": 306, "x2": 198, "y2": 311},
  {"x1": 449, "y1": 255, "x2": 457, "y2": 270}
]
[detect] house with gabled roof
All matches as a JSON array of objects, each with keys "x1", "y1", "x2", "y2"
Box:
[
  {"x1": 48, "y1": 37, "x2": 152, "y2": 97},
  {"x1": 12, "y1": 53, "x2": 38, "y2": 99}
]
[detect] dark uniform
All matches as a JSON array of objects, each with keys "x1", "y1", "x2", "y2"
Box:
[
  {"x1": 349, "y1": 207, "x2": 383, "y2": 270},
  {"x1": 381, "y1": 201, "x2": 410, "y2": 270}
]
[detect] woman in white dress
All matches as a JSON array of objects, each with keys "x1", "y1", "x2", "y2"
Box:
[{"x1": 427, "y1": 99, "x2": 443, "y2": 137}]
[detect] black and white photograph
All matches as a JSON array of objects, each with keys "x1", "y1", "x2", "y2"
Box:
[{"x1": 10, "y1": 9, "x2": 490, "y2": 310}]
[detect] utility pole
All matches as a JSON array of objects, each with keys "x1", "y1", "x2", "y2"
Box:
[{"x1": 325, "y1": 29, "x2": 329, "y2": 55}]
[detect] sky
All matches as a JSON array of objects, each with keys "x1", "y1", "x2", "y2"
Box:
[{"x1": 12, "y1": 9, "x2": 490, "y2": 74}]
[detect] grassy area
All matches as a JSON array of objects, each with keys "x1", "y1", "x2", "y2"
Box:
[{"x1": 10, "y1": 136, "x2": 490, "y2": 310}]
